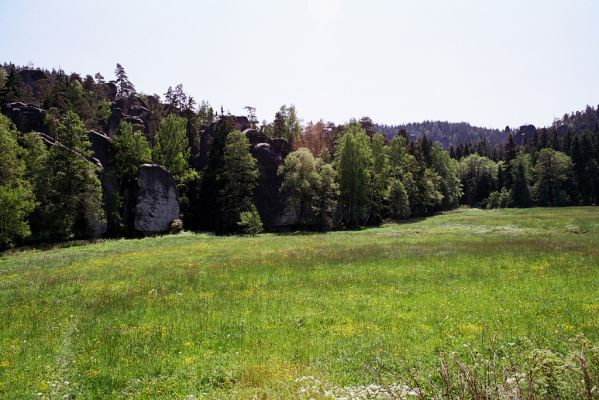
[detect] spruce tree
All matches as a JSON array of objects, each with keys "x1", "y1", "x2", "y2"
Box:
[
  {"x1": 216, "y1": 130, "x2": 259, "y2": 233},
  {"x1": 510, "y1": 152, "x2": 533, "y2": 207}
]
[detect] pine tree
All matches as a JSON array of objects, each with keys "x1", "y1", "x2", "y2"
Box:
[
  {"x1": 34, "y1": 112, "x2": 104, "y2": 240},
  {"x1": 114, "y1": 63, "x2": 136, "y2": 98},
  {"x1": 510, "y1": 152, "x2": 533, "y2": 207}
]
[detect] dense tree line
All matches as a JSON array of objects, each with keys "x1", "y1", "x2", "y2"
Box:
[
  {"x1": 0, "y1": 62, "x2": 596, "y2": 249},
  {"x1": 455, "y1": 126, "x2": 599, "y2": 209}
]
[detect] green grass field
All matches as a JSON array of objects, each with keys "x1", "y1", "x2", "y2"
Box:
[{"x1": 1, "y1": 208, "x2": 598, "y2": 399}]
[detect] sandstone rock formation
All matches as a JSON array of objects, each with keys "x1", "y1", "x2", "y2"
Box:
[
  {"x1": 133, "y1": 164, "x2": 180, "y2": 235},
  {"x1": 1, "y1": 102, "x2": 46, "y2": 133}
]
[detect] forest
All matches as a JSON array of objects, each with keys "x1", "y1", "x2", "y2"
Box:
[{"x1": 1, "y1": 62, "x2": 598, "y2": 249}]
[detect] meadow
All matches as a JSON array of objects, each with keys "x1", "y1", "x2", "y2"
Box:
[{"x1": 0, "y1": 208, "x2": 598, "y2": 399}]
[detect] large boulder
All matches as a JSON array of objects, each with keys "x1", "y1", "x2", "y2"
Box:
[
  {"x1": 517, "y1": 124, "x2": 537, "y2": 145},
  {"x1": 87, "y1": 130, "x2": 113, "y2": 167},
  {"x1": 1, "y1": 102, "x2": 46, "y2": 133},
  {"x1": 133, "y1": 164, "x2": 180, "y2": 235}
]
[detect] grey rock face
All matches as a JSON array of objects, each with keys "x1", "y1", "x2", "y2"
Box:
[
  {"x1": 517, "y1": 124, "x2": 537, "y2": 145},
  {"x1": 134, "y1": 164, "x2": 180, "y2": 235},
  {"x1": 1, "y1": 102, "x2": 46, "y2": 133},
  {"x1": 87, "y1": 130, "x2": 119, "y2": 235}
]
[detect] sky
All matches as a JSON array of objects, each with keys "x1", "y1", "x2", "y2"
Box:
[{"x1": 1, "y1": 0, "x2": 598, "y2": 129}]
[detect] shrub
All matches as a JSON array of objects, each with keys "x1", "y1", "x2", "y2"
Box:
[
  {"x1": 487, "y1": 188, "x2": 513, "y2": 209},
  {"x1": 169, "y1": 218, "x2": 184, "y2": 234},
  {"x1": 237, "y1": 205, "x2": 263, "y2": 235}
]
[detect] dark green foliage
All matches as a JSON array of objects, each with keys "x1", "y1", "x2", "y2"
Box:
[
  {"x1": 215, "y1": 130, "x2": 258, "y2": 233},
  {"x1": 114, "y1": 63, "x2": 135, "y2": 98},
  {"x1": 237, "y1": 205, "x2": 263, "y2": 235},
  {"x1": 29, "y1": 112, "x2": 104, "y2": 241},
  {"x1": 0, "y1": 67, "x2": 23, "y2": 103},
  {"x1": 199, "y1": 116, "x2": 239, "y2": 231},
  {"x1": 510, "y1": 152, "x2": 533, "y2": 207}
]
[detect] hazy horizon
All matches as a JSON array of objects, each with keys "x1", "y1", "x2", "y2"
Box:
[{"x1": 1, "y1": 0, "x2": 598, "y2": 129}]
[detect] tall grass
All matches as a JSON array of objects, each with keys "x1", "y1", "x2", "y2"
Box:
[{"x1": 0, "y1": 207, "x2": 598, "y2": 399}]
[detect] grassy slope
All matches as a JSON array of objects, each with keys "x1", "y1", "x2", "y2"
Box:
[{"x1": 0, "y1": 208, "x2": 598, "y2": 398}]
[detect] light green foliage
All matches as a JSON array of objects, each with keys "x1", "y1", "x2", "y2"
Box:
[
  {"x1": 0, "y1": 184, "x2": 35, "y2": 247},
  {"x1": 0, "y1": 114, "x2": 35, "y2": 247},
  {"x1": 279, "y1": 148, "x2": 339, "y2": 228},
  {"x1": 0, "y1": 114, "x2": 24, "y2": 184},
  {"x1": 459, "y1": 154, "x2": 498, "y2": 206},
  {"x1": 369, "y1": 134, "x2": 390, "y2": 224},
  {"x1": 0, "y1": 68, "x2": 6, "y2": 89},
  {"x1": 197, "y1": 101, "x2": 215, "y2": 127},
  {"x1": 216, "y1": 130, "x2": 258, "y2": 233},
  {"x1": 533, "y1": 148, "x2": 573, "y2": 206},
  {"x1": 152, "y1": 114, "x2": 190, "y2": 179},
  {"x1": 335, "y1": 123, "x2": 373, "y2": 227},
  {"x1": 431, "y1": 144, "x2": 462, "y2": 209},
  {"x1": 113, "y1": 121, "x2": 151, "y2": 183},
  {"x1": 237, "y1": 205, "x2": 263, "y2": 235},
  {"x1": 388, "y1": 177, "x2": 410, "y2": 219},
  {"x1": 487, "y1": 188, "x2": 514, "y2": 209},
  {"x1": 270, "y1": 105, "x2": 302, "y2": 146},
  {"x1": 286, "y1": 105, "x2": 302, "y2": 146},
  {"x1": 278, "y1": 148, "x2": 321, "y2": 224},
  {"x1": 313, "y1": 159, "x2": 339, "y2": 229},
  {"x1": 97, "y1": 99, "x2": 111, "y2": 124},
  {"x1": 0, "y1": 208, "x2": 597, "y2": 398}
]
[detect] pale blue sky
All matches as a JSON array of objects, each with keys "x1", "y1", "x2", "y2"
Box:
[{"x1": 1, "y1": 0, "x2": 598, "y2": 128}]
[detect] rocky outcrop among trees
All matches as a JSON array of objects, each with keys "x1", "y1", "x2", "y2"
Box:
[
  {"x1": 133, "y1": 164, "x2": 180, "y2": 235},
  {"x1": 1, "y1": 62, "x2": 598, "y2": 248}
]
